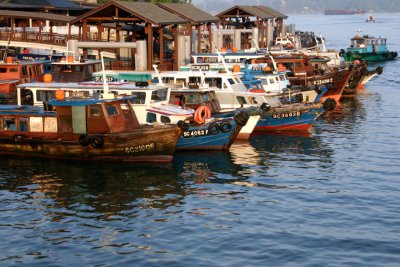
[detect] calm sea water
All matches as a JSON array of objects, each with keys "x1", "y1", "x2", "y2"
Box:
[{"x1": 1, "y1": 14, "x2": 400, "y2": 266}]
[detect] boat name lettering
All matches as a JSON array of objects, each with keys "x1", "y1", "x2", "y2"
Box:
[
  {"x1": 313, "y1": 78, "x2": 333, "y2": 85},
  {"x1": 124, "y1": 143, "x2": 155, "y2": 154},
  {"x1": 183, "y1": 129, "x2": 209, "y2": 138},
  {"x1": 251, "y1": 65, "x2": 261, "y2": 71},
  {"x1": 272, "y1": 111, "x2": 301, "y2": 119},
  {"x1": 190, "y1": 64, "x2": 210, "y2": 71},
  {"x1": 94, "y1": 76, "x2": 117, "y2": 82},
  {"x1": 203, "y1": 58, "x2": 219, "y2": 63}
]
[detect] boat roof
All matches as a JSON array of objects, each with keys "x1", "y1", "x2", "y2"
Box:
[
  {"x1": 48, "y1": 95, "x2": 136, "y2": 107},
  {"x1": 191, "y1": 52, "x2": 265, "y2": 58},
  {"x1": 17, "y1": 82, "x2": 168, "y2": 91},
  {"x1": 52, "y1": 59, "x2": 102, "y2": 66},
  {"x1": 0, "y1": 60, "x2": 48, "y2": 66},
  {"x1": 0, "y1": 105, "x2": 56, "y2": 115},
  {"x1": 351, "y1": 35, "x2": 386, "y2": 41}
]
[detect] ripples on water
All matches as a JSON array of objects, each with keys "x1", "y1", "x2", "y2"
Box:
[{"x1": 1, "y1": 13, "x2": 400, "y2": 267}]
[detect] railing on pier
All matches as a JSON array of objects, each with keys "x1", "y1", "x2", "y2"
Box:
[{"x1": 0, "y1": 29, "x2": 111, "y2": 46}]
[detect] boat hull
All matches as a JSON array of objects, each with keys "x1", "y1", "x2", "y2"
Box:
[
  {"x1": 254, "y1": 104, "x2": 325, "y2": 131},
  {"x1": 0, "y1": 125, "x2": 180, "y2": 163},
  {"x1": 344, "y1": 51, "x2": 398, "y2": 62},
  {"x1": 176, "y1": 118, "x2": 242, "y2": 150}
]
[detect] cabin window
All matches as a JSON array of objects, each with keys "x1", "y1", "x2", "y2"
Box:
[
  {"x1": 228, "y1": 78, "x2": 235, "y2": 85},
  {"x1": 18, "y1": 118, "x2": 29, "y2": 131},
  {"x1": 90, "y1": 105, "x2": 102, "y2": 117},
  {"x1": 22, "y1": 67, "x2": 28, "y2": 76},
  {"x1": 248, "y1": 97, "x2": 258, "y2": 104},
  {"x1": 269, "y1": 78, "x2": 275, "y2": 84},
  {"x1": 160, "y1": 116, "x2": 171, "y2": 123},
  {"x1": 201, "y1": 94, "x2": 209, "y2": 102},
  {"x1": 106, "y1": 105, "x2": 119, "y2": 116},
  {"x1": 129, "y1": 92, "x2": 146, "y2": 104},
  {"x1": 4, "y1": 118, "x2": 16, "y2": 131},
  {"x1": 44, "y1": 117, "x2": 57, "y2": 132},
  {"x1": 10, "y1": 68, "x2": 18, "y2": 73},
  {"x1": 30, "y1": 117, "x2": 44, "y2": 132},
  {"x1": 186, "y1": 94, "x2": 201, "y2": 104},
  {"x1": 0, "y1": 68, "x2": 8, "y2": 73},
  {"x1": 36, "y1": 90, "x2": 55, "y2": 102},
  {"x1": 205, "y1": 78, "x2": 222, "y2": 88},
  {"x1": 151, "y1": 88, "x2": 168, "y2": 103},
  {"x1": 261, "y1": 79, "x2": 269, "y2": 86},
  {"x1": 279, "y1": 75, "x2": 286, "y2": 81},
  {"x1": 176, "y1": 78, "x2": 186, "y2": 86},
  {"x1": 236, "y1": 96, "x2": 246, "y2": 105},
  {"x1": 146, "y1": 112, "x2": 156, "y2": 123}
]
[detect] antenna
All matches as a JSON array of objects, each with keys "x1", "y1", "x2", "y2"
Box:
[
  {"x1": 153, "y1": 64, "x2": 165, "y2": 86},
  {"x1": 100, "y1": 52, "x2": 114, "y2": 99},
  {"x1": 212, "y1": 41, "x2": 230, "y2": 73}
]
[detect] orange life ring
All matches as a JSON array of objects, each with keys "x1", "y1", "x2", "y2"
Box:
[{"x1": 194, "y1": 106, "x2": 211, "y2": 124}]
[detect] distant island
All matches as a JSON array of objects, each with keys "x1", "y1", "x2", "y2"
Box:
[{"x1": 192, "y1": 0, "x2": 400, "y2": 14}]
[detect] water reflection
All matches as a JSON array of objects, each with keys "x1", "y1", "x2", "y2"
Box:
[{"x1": 0, "y1": 159, "x2": 183, "y2": 219}]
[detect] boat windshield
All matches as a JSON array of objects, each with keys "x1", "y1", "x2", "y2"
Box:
[{"x1": 151, "y1": 88, "x2": 168, "y2": 103}]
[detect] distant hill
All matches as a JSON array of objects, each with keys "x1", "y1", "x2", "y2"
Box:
[{"x1": 192, "y1": 0, "x2": 400, "y2": 14}]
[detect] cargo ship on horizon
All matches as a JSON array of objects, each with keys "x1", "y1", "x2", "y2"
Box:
[{"x1": 324, "y1": 9, "x2": 366, "y2": 15}]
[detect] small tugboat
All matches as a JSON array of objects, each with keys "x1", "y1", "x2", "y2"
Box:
[
  {"x1": 366, "y1": 12, "x2": 375, "y2": 22},
  {"x1": 340, "y1": 33, "x2": 398, "y2": 62},
  {"x1": 0, "y1": 96, "x2": 181, "y2": 162}
]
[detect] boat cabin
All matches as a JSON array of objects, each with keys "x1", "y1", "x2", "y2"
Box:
[
  {"x1": 0, "y1": 60, "x2": 47, "y2": 103},
  {"x1": 51, "y1": 59, "x2": 102, "y2": 83},
  {"x1": 0, "y1": 96, "x2": 140, "y2": 142},
  {"x1": 349, "y1": 35, "x2": 388, "y2": 54},
  {"x1": 16, "y1": 82, "x2": 191, "y2": 126}
]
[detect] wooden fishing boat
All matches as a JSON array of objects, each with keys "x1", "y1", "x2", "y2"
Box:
[
  {"x1": 253, "y1": 54, "x2": 352, "y2": 105},
  {"x1": 341, "y1": 62, "x2": 383, "y2": 98},
  {"x1": 154, "y1": 69, "x2": 336, "y2": 132},
  {"x1": 340, "y1": 34, "x2": 398, "y2": 62},
  {"x1": 17, "y1": 81, "x2": 247, "y2": 150},
  {"x1": 0, "y1": 58, "x2": 47, "y2": 104},
  {"x1": 0, "y1": 96, "x2": 180, "y2": 162}
]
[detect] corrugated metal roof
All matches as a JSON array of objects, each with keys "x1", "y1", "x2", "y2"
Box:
[
  {"x1": 216, "y1": 5, "x2": 274, "y2": 20},
  {"x1": 157, "y1": 3, "x2": 218, "y2": 24},
  {"x1": 255, "y1": 6, "x2": 288, "y2": 19},
  {"x1": 0, "y1": 9, "x2": 76, "y2": 22},
  {"x1": 71, "y1": 0, "x2": 188, "y2": 25}
]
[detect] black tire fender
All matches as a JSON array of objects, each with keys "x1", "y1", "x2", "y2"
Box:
[
  {"x1": 90, "y1": 135, "x2": 104, "y2": 148},
  {"x1": 260, "y1": 102, "x2": 271, "y2": 112},
  {"x1": 361, "y1": 67, "x2": 369, "y2": 75},
  {"x1": 219, "y1": 120, "x2": 232, "y2": 133},
  {"x1": 234, "y1": 111, "x2": 250, "y2": 126},
  {"x1": 208, "y1": 122, "x2": 220, "y2": 135},
  {"x1": 376, "y1": 66, "x2": 383, "y2": 75},
  {"x1": 339, "y1": 49, "x2": 345, "y2": 57},
  {"x1": 177, "y1": 120, "x2": 190, "y2": 131},
  {"x1": 79, "y1": 134, "x2": 91, "y2": 147},
  {"x1": 323, "y1": 98, "x2": 337, "y2": 111},
  {"x1": 13, "y1": 134, "x2": 26, "y2": 143}
]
